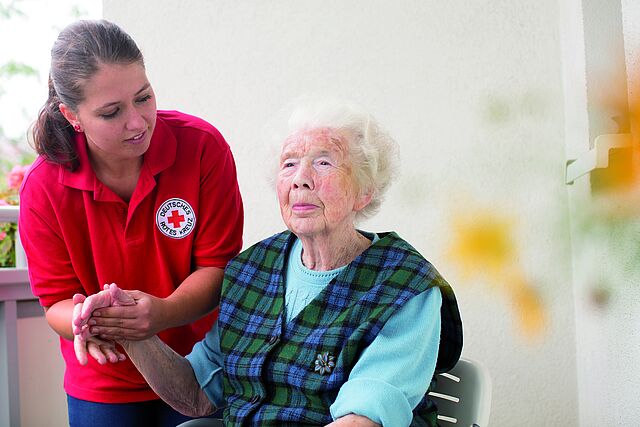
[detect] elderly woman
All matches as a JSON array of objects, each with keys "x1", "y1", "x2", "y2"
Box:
[{"x1": 74, "y1": 100, "x2": 463, "y2": 426}]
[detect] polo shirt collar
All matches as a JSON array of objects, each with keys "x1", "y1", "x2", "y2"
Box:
[
  {"x1": 144, "y1": 113, "x2": 177, "y2": 176},
  {"x1": 59, "y1": 132, "x2": 95, "y2": 191},
  {"x1": 59, "y1": 112, "x2": 177, "y2": 193}
]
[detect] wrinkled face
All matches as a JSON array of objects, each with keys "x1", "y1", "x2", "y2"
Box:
[
  {"x1": 277, "y1": 128, "x2": 370, "y2": 239},
  {"x1": 63, "y1": 62, "x2": 157, "y2": 166}
]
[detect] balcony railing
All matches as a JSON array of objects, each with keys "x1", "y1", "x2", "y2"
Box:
[
  {"x1": 0, "y1": 205, "x2": 27, "y2": 269},
  {"x1": 0, "y1": 204, "x2": 40, "y2": 427}
]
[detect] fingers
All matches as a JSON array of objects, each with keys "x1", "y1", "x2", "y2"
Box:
[
  {"x1": 72, "y1": 298, "x2": 86, "y2": 334},
  {"x1": 100, "y1": 344, "x2": 126, "y2": 364},
  {"x1": 91, "y1": 323, "x2": 148, "y2": 340},
  {"x1": 107, "y1": 283, "x2": 136, "y2": 306},
  {"x1": 91, "y1": 322, "x2": 152, "y2": 341},
  {"x1": 73, "y1": 284, "x2": 130, "y2": 330},
  {"x1": 74, "y1": 335, "x2": 88, "y2": 366},
  {"x1": 83, "y1": 337, "x2": 127, "y2": 365},
  {"x1": 75, "y1": 294, "x2": 144, "y2": 339},
  {"x1": 88, "y1": 304, "x2": 138, "y2": 320},
  {"x1": 72, "y1": 284, "x2": 131, "y2": 366},
  {"x1": 87, "y1": 340, "x2": 107, "y2": 365},
  {"x1": 88, "y1": 302, "x2": 154, "y2": 340},
  {"x1": 73, "y1": 284, "x2": 153, "y2": 345},
  {"x1": 72, "y1": 293, "x2": 86, "y2": 305},
  {"x1": 76, "y1": 324, "x2": 94, "y2": 341},
  {"x1": 80, "y1": 289, "x2": 113, "y2": 321},
  {"x1": 72, "y1": 298, "x2": 101, "y2": 338}
]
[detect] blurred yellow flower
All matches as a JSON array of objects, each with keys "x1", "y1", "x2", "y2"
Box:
[
  {"x1": 509, "y1": 274, "x2": 546, "y2": 339},
  {"x1": 447, "y1": 210, "x2": 516, "y2": 280},
  {"x1": 447, "y1": 208, "x2": 546, "y2": 340}
]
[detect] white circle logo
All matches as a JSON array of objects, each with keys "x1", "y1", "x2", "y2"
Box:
[{"x1": 156, "y1": 198, "x2": 196, "y2": 239}]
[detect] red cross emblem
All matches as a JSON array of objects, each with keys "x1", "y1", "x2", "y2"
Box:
[
  {"x1": 167, "y1": 210, "x2": 185, "y2": 228},
  {"x1": 156, "y1": 198, "x2": 196, "y2": 239}
]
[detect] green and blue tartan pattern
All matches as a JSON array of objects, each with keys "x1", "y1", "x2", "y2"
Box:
[{"x1": 218, "y1": 231, "x2": 463, "y2": 426}]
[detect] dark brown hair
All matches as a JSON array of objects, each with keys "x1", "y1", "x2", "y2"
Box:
[{"x1": 31, "y1": 20, "x2": 144, "y2": 170}]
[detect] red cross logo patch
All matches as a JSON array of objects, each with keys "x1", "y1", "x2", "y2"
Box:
[{"x1": 156, "y1": 198, "x2": 196, "y2": 239}]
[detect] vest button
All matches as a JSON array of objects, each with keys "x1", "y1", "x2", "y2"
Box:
[
  {"x1": 250, "y1": 395, "x2": 261, "y2": 404},
  {"x1": 268, "y1": 334, "x2": 279, "y2": 345}
]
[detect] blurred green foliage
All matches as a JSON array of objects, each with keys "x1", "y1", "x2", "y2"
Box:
[
  {"x1": 1, "y1": 0, "x2": 95, "y2": 267},
  {"x1": 0, "y1": 60, "x2": 38, "y2": 78},
  {"x1": 0, "y1": 0, "x2": 35, "y2": 267},
  {"x1": 0, "y1": 0, "x2": 24, "y2": 19},
  {"x1": 0, "y1": 0, "x2": 37, "y2": 176},
  {"x1": 0, "y1": 223, "x2": 17, "y2": 267}
]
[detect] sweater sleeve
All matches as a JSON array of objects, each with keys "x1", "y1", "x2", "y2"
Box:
[
  {"x1": 330, "y1": 287, "x2": 442, "y2": 427},
  {"x1": 186, "y1": 321, "x2": 225, "y2": 408}
]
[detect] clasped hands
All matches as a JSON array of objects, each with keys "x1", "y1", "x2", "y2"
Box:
[{"x1": 71, "y1": 283, "x2": 164, "y2": 366}]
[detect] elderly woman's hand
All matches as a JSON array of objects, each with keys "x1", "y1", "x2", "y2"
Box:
[
  {"x1": 72, "y1": 283, "x2": 136, "y2": 336},
  {"x1": 326, "y1": 414, "x2": 381, "y2": 427},
  {"x1": 74, "y1": 333, "x2": 127, "y2": 365},
  {"x1": 72, "y1": 292, "x2": 129, "y2": 365}
]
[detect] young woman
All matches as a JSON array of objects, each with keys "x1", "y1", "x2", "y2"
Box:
[{"x1": 19, "y1": 19, "x2": 243, "y2": 427}]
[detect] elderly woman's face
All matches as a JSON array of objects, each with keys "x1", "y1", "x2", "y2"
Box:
[{"x1": 277, "y1": 128, "x2": 369, "y2": 239}]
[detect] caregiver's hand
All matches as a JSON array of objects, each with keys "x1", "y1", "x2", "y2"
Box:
[
  {"x1": 85, "y1": 285, "x2": 169, "y2": 341},
  {"x1": 73, "y1": 283, "x2": 136, "y2": 335},
  {"x1": 72, "y1": 291, "x2": 131, "y2": 365}
]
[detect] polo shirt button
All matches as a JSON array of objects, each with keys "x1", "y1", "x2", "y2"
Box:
[
  {"x1": 250, "y1": 395, "x2": 260, "y2": 404},
  {"x1": 268, "y1": 334, "x2": 279, "y2": 345}
]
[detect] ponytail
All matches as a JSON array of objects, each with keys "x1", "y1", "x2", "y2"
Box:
[{"x1": 30, "y1": 77, "x2": 78, "y2": 171}]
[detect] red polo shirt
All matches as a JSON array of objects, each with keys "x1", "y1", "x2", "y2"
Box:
[{"x1": 19, "y1": 110, "x2": 243, "y2": 403}]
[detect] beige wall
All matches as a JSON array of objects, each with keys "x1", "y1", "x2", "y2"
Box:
[
  {"x1": 18, "y1": 316, "x2": 68, "y2": 426},
  {"x1": 104, "y1": 1, "x2": 580, "y2": 425}
]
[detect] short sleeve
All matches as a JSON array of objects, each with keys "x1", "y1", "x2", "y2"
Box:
[
  {"x1": 330, "y1": 287, "x2": 442, "y2": 426},
  {"x1": 18, "y1": 174, "x2": 83, "y2": 307},
  {"x1": 192, "y1": 136, "x2": 243, "y2": 268}
]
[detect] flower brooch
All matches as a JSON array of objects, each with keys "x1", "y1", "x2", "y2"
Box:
[{"x1": 314, "y1": 351, "x2": 335, "y2": 375}]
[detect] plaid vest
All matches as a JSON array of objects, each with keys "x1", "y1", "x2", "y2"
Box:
[{"x1": 218, "y1": 231, "x2": 463, "y2": 426}]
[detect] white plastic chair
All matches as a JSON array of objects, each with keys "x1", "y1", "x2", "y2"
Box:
[
  {"x1": 428, "y1": 358, "x2": 492, "y2": 427},
  {"x1": 178, "y1": 357, "x2": 491, "y2": 427},
  {"x1": 176, "y1": 419, "x2": 222, "y2": 427}
]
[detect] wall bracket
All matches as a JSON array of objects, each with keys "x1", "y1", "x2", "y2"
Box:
[{"x1": 565, "y1": 133, "x2": 632, "y2": 185}]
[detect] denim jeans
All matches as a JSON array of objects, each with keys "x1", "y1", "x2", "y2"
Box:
[{"x1": 67, "y1": 395, "x2": 193, "y2": 427}]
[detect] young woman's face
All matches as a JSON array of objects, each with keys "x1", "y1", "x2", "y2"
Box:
[{"x1": 62, "y1": 62, "x2": 157, "y2": 168}]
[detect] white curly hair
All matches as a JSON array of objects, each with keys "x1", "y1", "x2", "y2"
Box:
[{"x1": 272, "y1": 98, "x2": 399, "y2": 222}]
